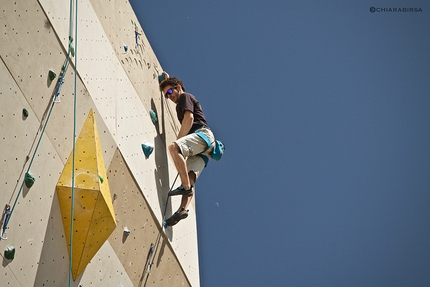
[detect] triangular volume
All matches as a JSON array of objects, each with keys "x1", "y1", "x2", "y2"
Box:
[
  {"x1": 57, "y1": 110, "x2": 99, "y2": 190},
  {"x1": 56, "y1": 109, "x2": 117, "y2": 280},
  {"x1": 75, "y1": 194, "x2": 117, "y2": 278},
  {"x1": 93, "y1": 114, "x2": 116, "y2": 220}
]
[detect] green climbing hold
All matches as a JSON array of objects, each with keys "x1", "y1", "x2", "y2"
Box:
[
  {"x1": 99, "y1": 175, "x2": 104, "y2": 183},
  {"x1": 158, "y1": 73, "x2": 166, "y2": 83},
  {"x1": 4, "y1": 245, "x2": 15, "y2": 260},
  {"x1": 70, "y1": 45, "x2": 75, "y2": 57},
  {"x1": 149, "y1": 110, "x2": 158, "y2": 125},
  {"x1": 49, "y1": 70, "x2": 57, "y2": 81},
  {"x1": 24, "y1": 172, "x2": 35, "y2": 188},
  {"x1": 23, "y1": 108, "x2": 29, "y2": 118}
]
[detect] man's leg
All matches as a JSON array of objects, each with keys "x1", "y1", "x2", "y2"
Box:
[
  {"x1": 179, "y1": 171, "x2": 196, "y2": 211},
  {"x1": 165, "y1": 155, "x2": 204, "y2": 226},
  {"x1": 168, "y1": 142, "x2": 192, "y2": 190}
]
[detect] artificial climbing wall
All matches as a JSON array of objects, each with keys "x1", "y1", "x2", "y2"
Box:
[{"x1": 0, "y1": 0, "x2": 200, "y2": 286}]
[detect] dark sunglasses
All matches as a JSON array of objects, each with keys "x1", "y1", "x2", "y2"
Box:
[{"x1": 164, "y1": 86, "x2": 177, "y2": 98}]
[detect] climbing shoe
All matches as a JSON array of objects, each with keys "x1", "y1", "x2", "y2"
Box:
[
  {"x1": 165, "y1": 209, "x2": 189, "y2": 226},
  {"x1": 168, "y1": 185, "x2": 193, "y2": 197}
]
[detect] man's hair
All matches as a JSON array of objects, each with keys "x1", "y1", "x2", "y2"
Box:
[{"x1": 159, "y1": 77, "x2": 185, "y2": 92}]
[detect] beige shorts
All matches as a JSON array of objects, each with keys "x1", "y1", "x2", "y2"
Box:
[{"x1": 175, "y1": 127, "x2": 215, "y2": 179}]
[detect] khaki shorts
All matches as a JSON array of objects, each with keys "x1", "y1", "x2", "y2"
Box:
[{"x1": 175, "y1": 127, "x2": 214, "y2": 179}]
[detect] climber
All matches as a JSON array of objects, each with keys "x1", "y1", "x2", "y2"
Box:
[{"x1": 159, "y1": 72, "x2": 216, "y2": 226}]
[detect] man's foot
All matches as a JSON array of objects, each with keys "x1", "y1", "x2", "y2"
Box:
[
  {"x1": 168, "y1": 185, "x2": 193, "y2": 196},
  {"x1": 165, "y1": 209, "x2": 189, "y2": 226}
]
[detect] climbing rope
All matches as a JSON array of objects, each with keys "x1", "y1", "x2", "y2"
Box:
[
  {"x1": 68, "y1": 0, "x2": 79, "y2": 285},
  {"x1": 141, "y1": 173, "x2": 179, "y2": 286},
  {"x1": 1, "y1": 2, "x2": 78, "y2": 287}
]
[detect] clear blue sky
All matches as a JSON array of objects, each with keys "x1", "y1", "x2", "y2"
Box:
[{"x1": 130, "y1": 1, "x2": 430, "y2": 286}]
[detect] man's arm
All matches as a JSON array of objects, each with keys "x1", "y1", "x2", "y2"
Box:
[{"x1": 177, "y1": 110, "x2": 194, "y2": 139}]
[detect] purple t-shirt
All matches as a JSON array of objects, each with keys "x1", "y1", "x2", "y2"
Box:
[{"x1": 176, "y1": 93, "x2": 208, "y2": 134}]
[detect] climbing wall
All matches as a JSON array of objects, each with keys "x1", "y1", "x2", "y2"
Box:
[{"x1": 0, "y1": 0, "x2": 199, "y2": 286}]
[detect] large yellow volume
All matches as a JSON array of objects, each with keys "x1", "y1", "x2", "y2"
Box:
[{"x1": 56, "y1": 109, "x2": 116, "y2": 280}]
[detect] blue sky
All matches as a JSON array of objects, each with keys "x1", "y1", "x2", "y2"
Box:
[{"x1": 130, "y1": 1, "x2": 430, "y2": 286}]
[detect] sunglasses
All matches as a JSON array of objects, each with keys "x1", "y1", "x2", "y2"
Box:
[{"x1": 164, "y1": 86, "x2": 177, "y2": 98}]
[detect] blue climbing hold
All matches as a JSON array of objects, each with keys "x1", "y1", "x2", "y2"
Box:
[
  {"x1": 149, "y1": 110, "x2": 158, "y2": 125},
  {"x1": 158, "y1": 73, "x2": 166, "y2": 83},
  {"x1": 141, "y1": 142, "x2": 154, "y2": 159},
  {"x1": 163, "y1": 221, "x2": 168, "y2": 228}
]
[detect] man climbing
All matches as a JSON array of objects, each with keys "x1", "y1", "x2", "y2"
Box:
[{"x1": 159, "y1": 72, "x2": 215, "y2": 226}]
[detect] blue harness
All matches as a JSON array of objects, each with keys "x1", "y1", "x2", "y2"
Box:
[{"x1": 195, "y1": 131, "x2": 225, "y2": 167}]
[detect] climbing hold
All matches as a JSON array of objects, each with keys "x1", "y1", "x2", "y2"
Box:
[
  {"x1": 49, "y1": 70, "x2": 57, "y2": 81},
  {"x1": 4, "y1": 245, "x2": 15, "y2": 260},
  {"x1": 70, "y1": 45, "x2": 75, "y2": 57},
  {"x1": 123, "y1": 45, "x2": 128, "y2": 52},
  {"x1": 24, "y1": 172, "x2": 35, "y2": 188},
  {"x1": 149, "y1": 110, "x2": 158, "y2": 125},
  {"x1": 163, "y1": 221, "x2": 168, "y2": 228},
  {"x1": 22, "y1": 108, "x2": 29, "y2": 119},
  {"x1": 158, "y1": 73, "x2": 165, "y2": 83},
  {"x1": 123, "y1": 227, "x2": 130, "y2": 235},
  {"x1": 98, "y1": 175, "x2": 104, "y2": 183},
  {"x1": 141, "y1": 142, "x2": 154, "y2": 159}
]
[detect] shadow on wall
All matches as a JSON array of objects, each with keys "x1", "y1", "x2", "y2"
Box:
[
  {"x1": 151, "y1": 98, "x2": 174, "y2": 241},
  {"x1": 34, "y1": 189, "x2": 82, "y2": 286}
]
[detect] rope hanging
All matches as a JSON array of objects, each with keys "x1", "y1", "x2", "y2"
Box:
[
  {"x1": 68, "y1": 0, "x2": 79, "y2": 285},
  {"x1": 141, "y1": 173, "x2": 179, "y2": 286},
  {"x1": 0, "y1": 1, "x2": 78, "y2": 287}
]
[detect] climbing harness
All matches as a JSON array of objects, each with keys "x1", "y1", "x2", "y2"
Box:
[{"x1": 195, "y1": 131, "x2": 225, "y2": 166}]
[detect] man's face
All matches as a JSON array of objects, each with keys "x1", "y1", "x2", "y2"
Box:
[{"x1": 163, "y1": 85, "x2": 179, "y2": 103}]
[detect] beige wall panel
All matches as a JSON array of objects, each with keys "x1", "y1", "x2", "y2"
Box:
[
  {"x1": 88, "y1": 0, "x2": 163, "y2": 109},
  {"x1": 35, "y1": 191, "x2": 134, "y2": 287},
  {"x1": 77, "y1": 241, "x2": 135, "y2": 287},
  {"x1": 1, "y1": 265, "x2": 21, "y2": 287},
  {"x1": 0, "y1": 59, "x2": 38, "y2": 200},
  {"x1": 0, "y1": 0, "x2": 117, "y2": 166},
  {"x1": 0, "y1": 1, "x2": 70, "y2": 124},
  {"x1": 0, "y1": 77, "x2": 66, "y2": 286},
  {"x1": 38, "y1": 0, "x2": 72, "y2": 49},
  {"x1": 112, "y1": 82, "x2": 201, "y2": 286},
  {"x1": 39, "y1": 0, "x2": 118, "y2": 138},
  {"x1": 0, "y1": 59, "x2": 45, "y2": 287},
  {"x1": 87, "y1": 0, "x2": 181, "y2": 151},
  {"x1": 107, "y1": 148, "x2": 191, "y2": 286}
]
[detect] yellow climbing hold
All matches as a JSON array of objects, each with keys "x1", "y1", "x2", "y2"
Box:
[{"x1": 56, "y1": 109, "x2": 116, "y2": 280}]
